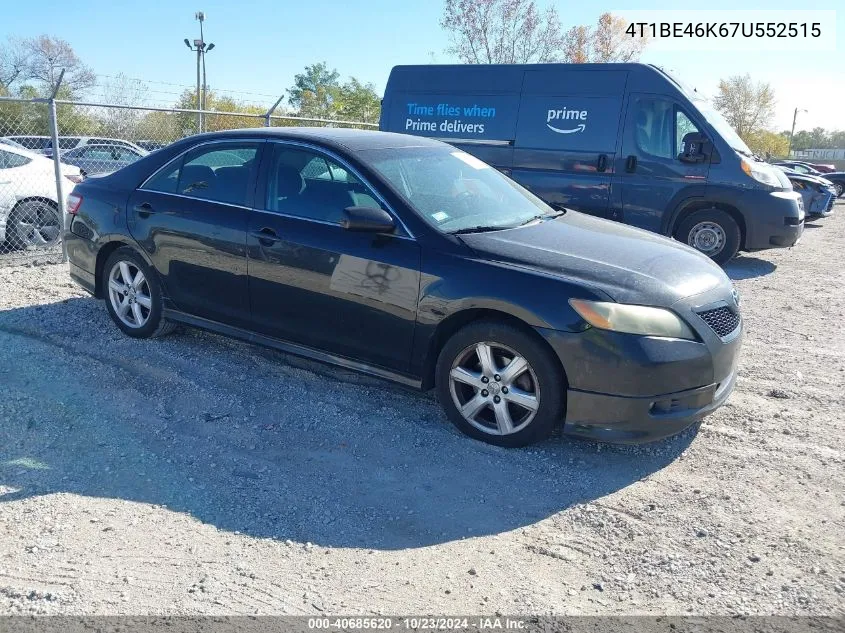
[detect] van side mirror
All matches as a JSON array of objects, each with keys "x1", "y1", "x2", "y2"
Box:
[
  {"x1": 679, "y1": 132, "x2": 710, "y2": 164},
  {"x1": 341, "y1": 206, "x2": 395, "y2": 233}
]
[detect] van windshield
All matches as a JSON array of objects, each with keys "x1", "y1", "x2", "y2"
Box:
[
  {"x1": 659, "y1": 66, "x2": 754, "y2": 157},
  {"x1": 693, "y1": 99, "x2": 753, "y2": 156},
  {"x1": 360, "y1": 146, "x2": 557, "y2": 233}
]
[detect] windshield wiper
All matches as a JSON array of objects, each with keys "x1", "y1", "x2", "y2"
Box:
[
  {"x1": 449, "y1": 225, "x2": 515, "y2": 235},
  {"x1": 518, "y1": 210, "x2": 564, "y2": 226}
]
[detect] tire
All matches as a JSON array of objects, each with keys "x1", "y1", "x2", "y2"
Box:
[
  {"x1": 102, "y1": 247, "x2": 175, "y2": 339},
  {"x1": 435, "y1": 320, "x2": 564, "y2": 448},
  {"x1": 675, "y1": 208, "x2": 741, "y2": 265},
  {"x1": 832, "y1": 180, "x2": 844, "y2": 198},
  {"x1": 8, "y1": 199, "x2": 61, "y2": 250}
]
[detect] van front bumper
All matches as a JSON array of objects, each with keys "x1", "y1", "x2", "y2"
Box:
[{"x1": 743, "y1": 189, "x2": 804, "y2": 250}]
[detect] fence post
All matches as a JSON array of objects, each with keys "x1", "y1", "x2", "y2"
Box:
[
  {"x1": 48, "y1": 69, "x2": 68, "y2": 263},
  {"x1": 265, "y1": 94, "x2": 285, "y2": 128}
]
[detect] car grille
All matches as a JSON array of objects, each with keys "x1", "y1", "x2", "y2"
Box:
[{"x1": 696, "y1": 306, "x2": 740, "y2": 338}]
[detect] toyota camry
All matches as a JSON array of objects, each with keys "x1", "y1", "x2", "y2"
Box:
[{"x1": 65, "y1": 128, "x2": 742, "y2": 447}]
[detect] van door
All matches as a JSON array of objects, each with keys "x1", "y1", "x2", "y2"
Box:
[
  {"x1": 510, "y1": 69, "x2": 627, "y2": 219},
  {"x1": 615, "y1": 94, "x2": 709, "y2": 234}
]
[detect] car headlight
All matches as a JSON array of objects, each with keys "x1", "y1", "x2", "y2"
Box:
[
  {"x1": 741, "y1": 158, "x2": 782, "y2": 188},
  {"x1": 569, "y1": 299, "x2": 697, "y2": 340}
]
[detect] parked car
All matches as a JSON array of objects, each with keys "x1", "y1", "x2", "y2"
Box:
[
  {"x1": 136, "y1": 140, "x2": 168, "y2": 152},
  {"x1": 807, "y1": 162, "x2": 836, "y2": 173},
  {"x1": 65, "y1": 128, "x2": 743, "y2": 447},
  {"x1": 379, "y1": 63, "x2": 804, "y2": 264},
  {"x1": 0, "y1": 144, "x2": 80, "y2": 248},
  {"x1": 60, "y1": 143, "x2": 146, "y2": 176},
  {"x1": 3, "y1": 135, "x2": 51, "y2": 154},
  {"x1": 0, "y1": 137, "x2": 30, "y2": 150},
  {"x1": 776, "y1": 167, "x2": 836, "y2": 219},
  {"x1": 41, "y1": 136, "x2": 149, "y2": 159},
  {"x1": 776, "y1": 160, "x2": 845, "y2": 197}
]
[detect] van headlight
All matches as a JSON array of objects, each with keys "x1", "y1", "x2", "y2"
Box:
[
  {"x1": 741, "y1": 158, "x2": 781, "y2": 188},
  {"x1": 569, "y1": 299, "x2": 696, "y2": 340}
]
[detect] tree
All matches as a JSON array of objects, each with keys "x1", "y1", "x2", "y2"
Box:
[
  {"x1": 440, "y1": 2, "x2": 645, "y2": 64},
  {"x1": 288, "y1": 62, "x2": 341, "y2": 118},
  {"x1": 564, "y1": 13, "x2": 648, "y2": 63},
  {"x1": 0, "y1": 37, "x2": 30, "y2": 93},
  {"x1": 20, "y1": 35, "x2": 95, "y2": 96},
  {"x1": 0, "y1": 35, "x2": 94, "y2": 98},
  {"x1": 713, "y1": 74, "x2": 776, "y2": 138},
  {"x1": 746, "y1": 130, "x2": 790, "y2": 158},
  {"x1": 175, "y1": 89, "x2": 266, "y2": 136},
  {"x1": 94, "y1": 73, "x2": 149, "y2": 139},
  {"x1": 440, "y1": 0, "x2": 565, "y2": 63},
  {"x1": 334, "y1": 78, "x2": 381, "y2": 123}
]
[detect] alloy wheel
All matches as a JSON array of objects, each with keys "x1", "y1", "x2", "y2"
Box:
[
  {"x1": 448, "y1": 341, "x2": 540, "y2": 436},
  {"x1": 688, "y1": 221, "x2": 726, "y2": 256},
  {"x1": 14, "y1": 202, "x2": 61, "y2": 247},
  {"x1": 108, "y1": 261, "x2": 152, "y2": 329}
]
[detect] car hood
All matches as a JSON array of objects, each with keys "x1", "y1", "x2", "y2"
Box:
[
  {"x1": 458, "y1": 211, "x2": 731, "y2": 306},
  {"x1": 788, "y1": 173, "x2": 833, "y2": 187}
]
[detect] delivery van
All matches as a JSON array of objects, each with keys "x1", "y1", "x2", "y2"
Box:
[{"x1": 379, "y1": 63, "x2": 804, "y2": 263}]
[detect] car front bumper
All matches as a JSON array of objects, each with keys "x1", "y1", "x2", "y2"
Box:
[{"x1": 536, "y1": 287, "x2": 743, "y2": 444}]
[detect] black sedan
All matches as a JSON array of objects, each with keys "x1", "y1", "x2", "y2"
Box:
[{"x1": 64, "y1": 128, "x2": 742, "y2": 447}]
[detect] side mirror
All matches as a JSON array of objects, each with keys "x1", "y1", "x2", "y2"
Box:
[
  {"x1": 341, "y1": 206, "x2": 395, "y2": 233},
  {"x1": 679, "y1": 132, "x2": 710, "y2": 164}
]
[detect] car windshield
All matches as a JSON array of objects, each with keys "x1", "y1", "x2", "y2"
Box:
[{"x1": 360, "y1": 146, "x2": 556, "y2": 233}]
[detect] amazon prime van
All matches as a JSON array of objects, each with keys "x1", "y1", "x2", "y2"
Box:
[{"x1": 379, "y1": 63, "x2": 804, "y2": 263}]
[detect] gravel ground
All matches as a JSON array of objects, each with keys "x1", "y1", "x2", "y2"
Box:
[{"x1": 0, "y1": 206, "x2": 843, "y2": 616}]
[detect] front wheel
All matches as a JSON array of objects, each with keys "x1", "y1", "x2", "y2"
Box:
[
  {"x1": 675, "y1": 209, "x2": 741, "y2": 265},
  {"x1": 832, "y1": 180, "x2": 844, "y2": 198},
  {"x1": 435, "y1": 321, "x2": 565, "y2": 448}
]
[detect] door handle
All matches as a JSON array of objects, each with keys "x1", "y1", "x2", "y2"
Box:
[
  {"x1": 252, "y1": 227, "x2": 279, "y2": 245},
  {"x1": 625, "y1": 155, "x2": 637, "y2": 173},
  {"x1": 134, "y1": 202, "x2": 155, "y2": 217},
  {"x1": 597, "y1": 154, "x2": 608, "y2": 173}
]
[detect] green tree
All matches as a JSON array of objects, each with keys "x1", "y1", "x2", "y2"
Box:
[
  {"x1": 334, "y1": 78, "x2": 380, "y2": 123},
  {"x1": 175, "y1": 89, "x2": 266, "y2": 136},
  {"x1": 288, "y1": 62, "x2": 341, "y2": 118},
  {"x1": 746, "y1": 130, "x2": 790, "y2": 158}
]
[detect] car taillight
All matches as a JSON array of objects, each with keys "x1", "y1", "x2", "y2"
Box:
[
  {"x1": 66, "y1": 193, "x2": 83, "y2": 215},
  {"x1": 66, "y1": 174, "x2": 84, "y2": 184}
]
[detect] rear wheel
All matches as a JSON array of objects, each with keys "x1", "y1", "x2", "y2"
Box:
[
  {"x1": 102, "y1": 247, "x2": 175, "y2": 339},
  {"x1": 675, "y1": 208, "x2": 741, "y2": 265},
  {"x1": 8, "y1": 199, "x2": 61, "y2": 249},
  {"x1": 832, "y1": 180, "x2": 844, "y2": 198},
  {"x1": 435, "y1": 320, "x2": 564, "y2": 447}
]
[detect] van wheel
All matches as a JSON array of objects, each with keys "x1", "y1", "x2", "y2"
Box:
[
  {"x1": 675, "y1": 209, "x2": 740, "y2": 265},
  {"x1": 435, "y1": 320, "x2": 564, "y2": 448}
]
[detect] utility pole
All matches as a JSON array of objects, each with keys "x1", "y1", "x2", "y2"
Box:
[
  {"x1": 184, "y1": 11, "x2": 214, "y2": 134},
  {"x1": 788, "y1": 107, "x2": 807, "y2": 158}
]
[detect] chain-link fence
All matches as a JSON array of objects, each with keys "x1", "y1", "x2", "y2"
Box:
[{"x1": 0, "y1": 95, "x2": 376, "y2": 266}]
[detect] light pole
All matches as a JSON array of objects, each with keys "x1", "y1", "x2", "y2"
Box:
[
  {"x1": 184, "y1": 11, "x2": 214, "y2": 133},
  {"x1": 788, "y1": 107, "x2": 807, "y2": 158}
]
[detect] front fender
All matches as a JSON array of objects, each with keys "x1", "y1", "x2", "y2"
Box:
[{"x1": 409, "y1": 251, "x2": 609, "y2": 378}]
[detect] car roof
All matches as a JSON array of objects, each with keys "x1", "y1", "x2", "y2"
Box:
[{"x1": 184, "y1": 127, "x2": 447, "y2": 152}]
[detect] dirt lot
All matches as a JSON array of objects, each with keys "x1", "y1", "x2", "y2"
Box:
[{"x1": 0, "y1": 206, "x2": 843, "y2": 616}]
